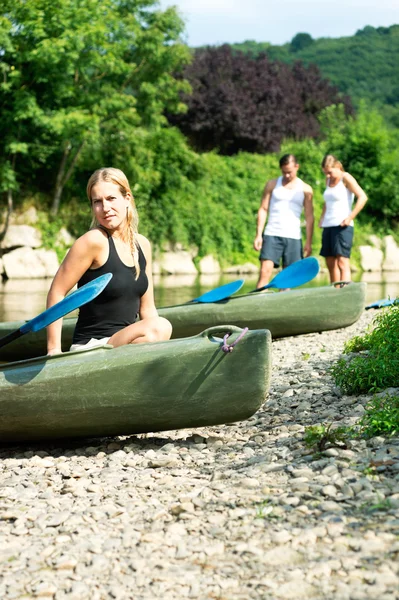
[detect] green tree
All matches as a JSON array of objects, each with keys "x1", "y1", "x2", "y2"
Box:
[
  {"x1": 0, "y1": 0, "x2": 190, "y2": 215},
  {"x1": 290, "y1": 33, "x2": 314, "y2": 53}
]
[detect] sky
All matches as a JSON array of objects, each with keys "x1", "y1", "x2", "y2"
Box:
[{"x1": 158, "y1": 0, "x2": 399, "y2": 47}]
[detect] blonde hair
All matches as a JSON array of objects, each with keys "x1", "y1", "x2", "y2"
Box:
[
  {"x1": 321, "y1": 154, "x2": 344, "y2": 171},
  {"x1": 87, "y1": 167, "x2": 140, "y2": 277}
]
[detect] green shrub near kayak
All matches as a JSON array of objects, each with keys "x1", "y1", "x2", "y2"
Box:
[{"x1": 331, "y1": 305, "x2": 399, "y2": 394}]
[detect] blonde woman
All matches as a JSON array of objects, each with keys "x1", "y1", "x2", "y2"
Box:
[
  {"x1": 319, "y1": 154, "x2": 367, "y2": 284},
  {"x1": 46, "y1": 167, "x2": 172, "y2": 355}
]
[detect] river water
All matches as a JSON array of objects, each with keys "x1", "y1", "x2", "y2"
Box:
[{"x1": 1, "y1": 271, "x2": 399, "y2": 323}]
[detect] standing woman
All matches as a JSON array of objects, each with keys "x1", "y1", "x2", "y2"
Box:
[
  {"x1": 319, "y1": 154, "x2": 367, "y2": 284},
  {"x1": 46, "y1": 167, "x2": 172, "y2": 355}
]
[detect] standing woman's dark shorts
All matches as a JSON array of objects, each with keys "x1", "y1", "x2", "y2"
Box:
[{"x1": 320, "y1": 225, "x2": 354, "y2": 258}]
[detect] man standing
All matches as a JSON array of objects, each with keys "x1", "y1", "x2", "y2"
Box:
[{"x1": 253, "y1": 154, "x2": 314, "y2": 289}]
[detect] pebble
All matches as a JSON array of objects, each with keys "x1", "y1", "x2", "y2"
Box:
[{"x1": 1, "y1": 311, "x2": 398, "y2": 598}]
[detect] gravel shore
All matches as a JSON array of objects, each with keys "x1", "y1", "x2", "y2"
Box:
[{"x1": 1, "y1": 310, "x2": 399, "y2": 600}]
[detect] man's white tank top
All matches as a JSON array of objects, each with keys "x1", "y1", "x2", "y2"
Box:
[
  {"x1": 322, "y1": 176, "x2": 354, "y2": 227},
  {"x1": 264, "y1": 176, "x2": 304, "y2": 240}
]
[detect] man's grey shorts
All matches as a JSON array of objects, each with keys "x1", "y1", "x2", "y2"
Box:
[{"x1": 259, "y1": 235, "x2": 303, "y2": 268}]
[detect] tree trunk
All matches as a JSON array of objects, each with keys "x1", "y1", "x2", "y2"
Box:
[
  {"x1": 51, "y1": 140, "x2": 86, "y2": 216},
  {"x1": 0, "y1": 190, "x2": 13, "y2": 244},
  {"x1": 51, "y1": 142, "x2": 71, "y2": 216}
]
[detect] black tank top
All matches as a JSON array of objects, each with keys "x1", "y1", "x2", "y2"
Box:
[{"x1": 72, "y1": 232, "x2": 148, "y2": 344}]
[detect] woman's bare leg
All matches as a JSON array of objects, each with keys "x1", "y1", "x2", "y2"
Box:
[
  {"x1": 337, "y1": 255, "x2": 351, "y2": 282},
  {"x1": 108, "y1": 316, "x2": 172, "y2": 348},
  {"x1": 325, "y1": 257, "x2": 340, "y2": 283}
]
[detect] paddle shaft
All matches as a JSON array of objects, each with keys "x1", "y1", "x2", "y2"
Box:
[
  {"x1": 0, "y1": 329, "x2": 23, "y2": 350},
  {"x1": 0, "y1": 272, "x2": 113, "y2": 352}
]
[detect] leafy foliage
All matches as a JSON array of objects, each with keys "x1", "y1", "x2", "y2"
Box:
[
  {"x1": 331, "y1": 306, "x2": 399, "y2": 394},
  {"x1": 358, "y1": 394, "x2": 399, "y2": 438},
  {"x1": 167, "y1": 45, "x2": 352, "y2": 155},
  {"x1": 231, "y1": 25, "x2": 399, "y2": 122},
  {"x1": 0, "y1": 0, "x2": 190, "y2": 212},
  {"x1": 1, "y1": 6, "x2": 399, "y2": 264},
  {"x1": 304, "y1": 423, "x2": 350, "y2": 452}
]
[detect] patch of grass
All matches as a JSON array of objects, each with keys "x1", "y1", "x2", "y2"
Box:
[
  {"x1": 361, "y1": 497, "x2": 392, "y2": 514},
  {"x1": 331, "y1": 306, "x2": 399, "y2": 394},
  {"x1": 302, "y1": 352, "x2": 311, "y2": 360},
  {"x1": 358, "y1": 394, "x2": 399, "y2": 438},
  {"x1": 304, "y1": 423, "x2": 351, "y2": 452},
  {"x1": 255, "y1": 499, "x2": 278, "y2": 519}
]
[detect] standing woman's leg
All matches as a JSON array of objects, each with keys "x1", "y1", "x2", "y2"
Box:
[
  {"x1": 336, "y1": 226, "x2": 354, "y2": 282},
  {"x1": 337, "y1": 255, "x2": 351, "y2": 281},
  {"x1": 325, "y1": 257, "x2": 340, "y2": 283}
]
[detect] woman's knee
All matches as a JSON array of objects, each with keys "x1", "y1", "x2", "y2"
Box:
[
  {"x1": 144, "y1": 317, "x2": 172, "y2": 343},
  {"x1": 337, "y1": 255, "x2": 350, "y2": 269},
  {"x1": 156, "y1": 317, "x2": 172, "y2": 341}
]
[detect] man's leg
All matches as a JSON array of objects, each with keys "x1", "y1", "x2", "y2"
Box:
[
  {"x1": 280, "y1": 238, "x2": 303, "y2": 290},
  {"x1": 282, "y1": 238, "x2": 303, "y2": 269},
  {"x1": 257, "y1": 259, "x2": 274, "y2": 289},
  {"x1": 258, "y1": 235, "x2": 281, "y2": 288}
]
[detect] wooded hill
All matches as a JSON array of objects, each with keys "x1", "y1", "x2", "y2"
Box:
[{"x1": 230, "y1": 25, "x2": 399, "y2": 124}]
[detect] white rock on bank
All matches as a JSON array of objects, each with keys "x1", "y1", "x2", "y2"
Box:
[
  {"x1": 156, "y1": 250, "x2": 198, "y2": 275},
  {"x1": 223, "y1": 262, "x2": 259, "y2": 274},
  {"x1": 382, "y1": 235, "x2": 399, "y2": 271},
  {"x1": 198, "y1": 255, "x2": 221, "y2": 274},
  {"x1": 359, "y1": 245, "x2": 383, "y2": 272},
  {"x1": 0, "y1": 224, "x2": 42, "y2": 250},
  {"x1": 3, "y1": 247, "x2": 59, "y2": 278}
]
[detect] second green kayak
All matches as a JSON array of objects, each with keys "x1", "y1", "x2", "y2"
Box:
[{"x1": 0, "y1": 282, "x2": 366, "y2": 362}]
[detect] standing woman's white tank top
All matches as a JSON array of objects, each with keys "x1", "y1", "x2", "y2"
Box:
[{"x1": 322, "y1": 175, "x2": 354, "y2": 228}]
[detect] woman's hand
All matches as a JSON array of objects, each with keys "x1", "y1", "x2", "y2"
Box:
[{"x1": 340, "y1": 217, "x2": 352, "y2": 227}]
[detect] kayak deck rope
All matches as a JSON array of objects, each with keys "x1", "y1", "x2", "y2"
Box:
[{"x1": 221, "y1": 327, "x2": 249, "y2": 353}]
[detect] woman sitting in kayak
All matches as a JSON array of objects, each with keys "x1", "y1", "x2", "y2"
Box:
[{"x1": 46, "y1": 167, "x2": 172, "y2": 355}]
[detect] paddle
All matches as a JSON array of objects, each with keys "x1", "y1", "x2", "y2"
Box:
[
  {"x1": 0, "y1": 272, "x2": 113, "y2": 350},
  {"x1": 249, "y1": 256, "x2": 320, "y2": 293},
  {"x1": 365, "y1": 297, "x2": 398, "y2": 310},
  {"x1": 191, "y1": 279, "x2": 244, "y2": 303}
]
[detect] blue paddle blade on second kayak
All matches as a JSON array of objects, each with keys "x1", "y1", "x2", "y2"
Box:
[
  {"x1": 20, "y1": 272, "x2": 113, "y2": 334},
  {"x1": 365, "y1": 297, "x2": 398, "y2": 310},
  {"x1": 250, "y1": 256, "x2": 320, "y2": 293},
  {"x1": 192, "y1": 279, "x2": 245, "y2": 303}
]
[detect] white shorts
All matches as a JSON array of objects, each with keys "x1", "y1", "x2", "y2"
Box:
[{"x1": 69, "y1": 337, "x2": 110, "y2": 352}]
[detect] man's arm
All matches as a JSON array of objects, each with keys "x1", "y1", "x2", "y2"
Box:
[
  {"x1": 254, "y1": 179, "x2": 275, "y2": 251},
  {"x1": 303, "y1": 184, "x2": 314, "y2": 257}
]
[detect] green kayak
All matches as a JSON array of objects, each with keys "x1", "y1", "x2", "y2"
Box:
[
  {"x1": 0, "y1": 326, "x2": 271, "y2": 443},
  {"x1": 0, "y1": 282, "x2": 366, "y2": 362}
]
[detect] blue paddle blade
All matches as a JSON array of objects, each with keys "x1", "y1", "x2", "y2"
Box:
[
  {"x1": 365, "y1": 297, "x2": 397, "y2": 310},
  {"x1": 251, "y1": 257, "x2": 320, "y2": 293},
  {"x1": 192, "y1": 279, "x2": 244, "y2": 303},
  {"x1": 20, "y1": 273, "x2": 113, "y2": 334}
]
